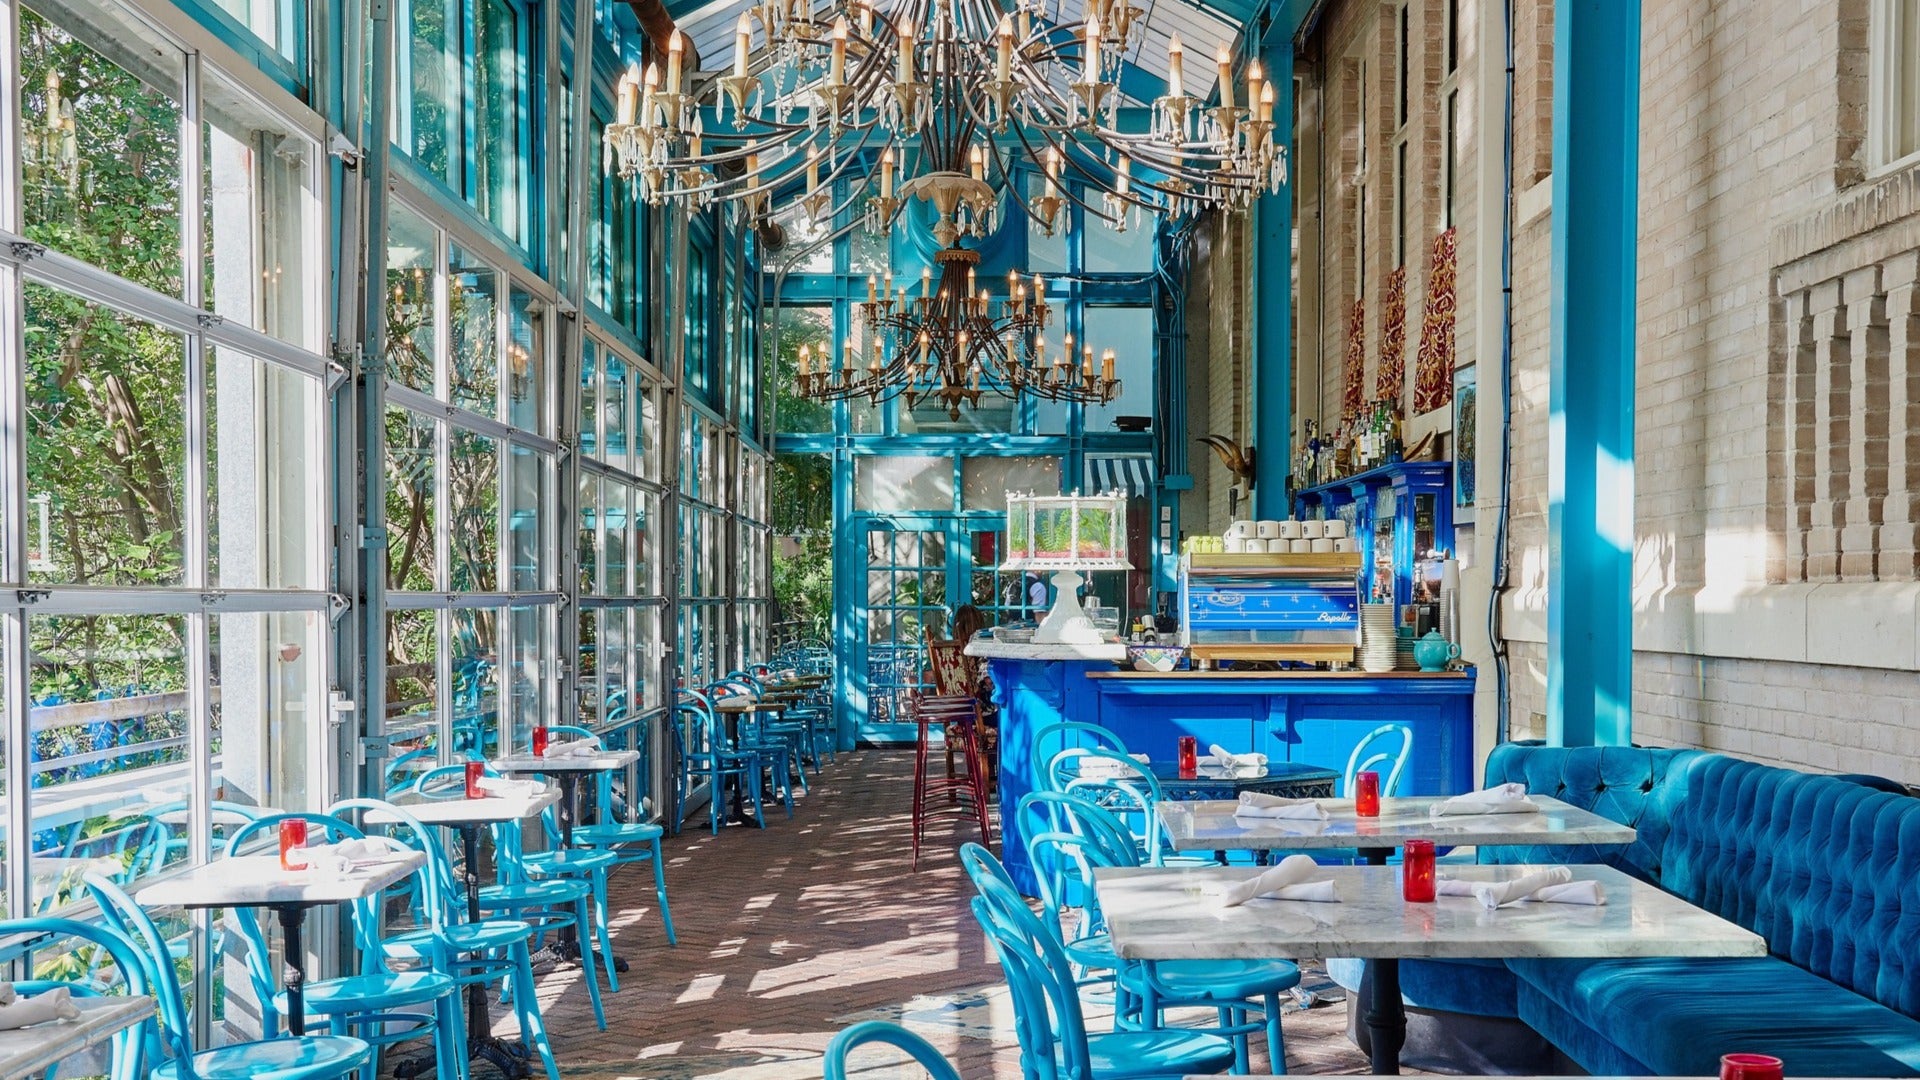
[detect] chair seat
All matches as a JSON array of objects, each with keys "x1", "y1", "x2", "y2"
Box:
[
  {"x1": 521, "y1": 848, "x2": 619, "y2": 874},
  {"x1": 572, "y1": 822, "x2": 664, "y2": 845},
  {"x1": 1123, "y1": 958, "x2": 1302, "y2": 1001},
  {"x1": 293, "y1": 970, "x2": 457, "y2": 1013},
  {"x1": 1083, "y1": 1028, "x2": 1237, "y2": 1078},
  {"x1": 383, "y1": 916, "x2": 533, "y2": 957},
  {"x1": 479, "y1": 880, "x2": 592, "y2": 908},
  {"x1": 1062, "y1": 932, "x2": 1121, "y2": 971},
  {"x1": 156, "y1": 1035, "x2": 373, "y2": 1080}
]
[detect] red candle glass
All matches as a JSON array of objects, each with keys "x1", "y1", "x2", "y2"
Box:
[
  {"x1": 1402, "y1": 839, "x2": 1437, "y2": 902},
  {"x1": 278, "y1": 817, "x2": 308, "y2": 871},
  {"x1": 1721, "y1": 1054, "x2": 1784, "y2": 1080},
  {"x1": 1177, "y1": 736, "x2": 1198, "y2": 777},
  {"x1": 465, "y1": 759, "x2": 485, "y2": 799},
  {"x1": 532, "y1": 725, "x2": 550, "y2": 757},
  {"x1": 1354, "y1": 770, "x2": 1381, "y2": 817}
]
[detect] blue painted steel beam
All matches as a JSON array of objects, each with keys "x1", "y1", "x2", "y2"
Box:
[
  {"x1": 1547, "y1": 0, "x2": 1639, "y2": 748},
  {"x1": 1250, "y1": 43, "x2": 1292, "y2": 520}
]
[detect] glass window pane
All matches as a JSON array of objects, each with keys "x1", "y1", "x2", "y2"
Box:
[
  {"x1": 449, "y1": 247, "x2": 501, "y2": 418},
  {"x1": 578, "y1": 473, "x2": 601, "y2": 595},
  {"x1": 28, "y1": 613, "x2": 191, "y2": 908},
  {"x1": 635, "y1": 489, "x2": 656, "y2": 596},
  {"x1": 507, "y1": 446, "x2": 547, "y2": 592},
  {"x1": 1083, "y1": 212, "x2": 1153, "y2": 273},
  {"x1": 505, "y1": 605, "x2": 549, "y2": 751},
  {"x1": 210, "y1": 349, "x2": 323, "y2": 590},
  {"x1": 204, "y1": 74, "x2": 318, "y2": 348},
  {"x1": 21, "y1": 3, "x2": 185, "y2": 296},
  {"x1": 450, "y1": 608, "x2": 498, "y2": 758},
  {"x1": 398, "y1": 0, "x2": 458, "y2": 185},
  {"x1": 25, "y1": 282, "x2": 187, "y2": 586},
  {"x1": 639, "y1": 380, "x2": 660, "y2": 480},
  {"x1": 472, "y1": 0, "x2": 524, "y2": 241},
  {"x1": 213, "y1": 610, "x2": 322, "y2": 815},
  {"x1": 384, "y1": 609, "x2": 438, "y2": 778},
  {"x1": 579, "y1": 339, "x2": 599, "y2": 460},
  {"x1": 962, "y1": 456, "x2": 1060, "y2": 508},
  {"x1": 450, "y1": 429, "x2": 501, "y2": 591},
  {"x1": 386, "y1": 201, "x2": 439, "y2": 392},
  {"x1": 855, "y1": 455, "x2": 953, "y2": 512},
  {"x1": 774, "y1": 306, "x2": 833, "y2": 434},
  {"x1": 385, "y1": 409, "x2": 438, "y2": 591},
  {"x1": 577, "y1": 607, "x2": 602, "y2": 727},
  {"x1": 604, "y1": 482, "x2": 630, "y2": 596},
  {"x1": 770, "y1": 198, "x2": 832, "y2": 274},
  {"x1": 848, "y1": 227, "x2": 888, "y2": 274},
  {"x1": 604, "y1": 352, "x2": 630, "y2": 473},
  {"x1": 1082, "y1": 306, "x2": 1155, "y2": 433},
  {"x1": 507, "y1": 289, "x2": 547, "y2": 434},
  {"x1": 636, "y1": 606, "x2": 660, "y2": 710}
]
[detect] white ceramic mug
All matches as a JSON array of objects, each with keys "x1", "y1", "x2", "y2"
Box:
[
  {"x1": 1276, "y1": 520, "x2": 1304, "y2": 539},
  {"x1": 1310, "y1": 538, "x2": 1336, "y2": 553},
  {"x1": 1300, "y1": 519, "x2": 1325, "y2": 540},
  {"x1": 1266, "y1": 538, "x2": 1291, "y2": 553},
  {"x1": 1226, "y1": 520, "x2": 1255, "y2": 539},
  {"x1": 1224, "y1": 536, "x2": 1249, "y2": 553},
  {"x1": 1323, "y1": 520, "x2": 1349, "y2": 539},
  {"x1": 1333, "y1": 537, "x2": 1357, "y2": 553},
  {"x1": 1255, "y1": 520, "x2": 1282, "y2": 539},
  {"x1": 1289, "y1": 539, "x2": 1311, "y2": 553}
]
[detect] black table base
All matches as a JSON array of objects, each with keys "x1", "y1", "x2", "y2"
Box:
[{"x1": 1356, "y1": 846, "x2": 1405, "y2": 1074}]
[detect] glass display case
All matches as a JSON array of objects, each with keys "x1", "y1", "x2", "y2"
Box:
[
  {"x1": 1001, "y1": 491, "x2": 1130, "y2": 568},
  {"x1": 1294, "y1": 461, "x2": 1454, "y2": 610}
]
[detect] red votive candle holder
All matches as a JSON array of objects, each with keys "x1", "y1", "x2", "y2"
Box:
[
  {"x1": 532, "y1": 725, "x2": 550, "y2": 757},
  {"x1": 278, "y1": 817, "x2": 308, "y2": 871},
  {"x1": 465, "y1": 759, "x2": 485, "y2": 799},
  {"x1": 1177, "y1": 735, "x2": 1198, "y2": 777},
  {"x1": 1355, "y1": 770, "x2": 1381, "y2": 817},
  {"x1": 1402, "y1": 839, "x2": 1437, "y2": 902},
  {"x1": 1722, "y1": 1054, "x2": 1784, "y2": 1080}
]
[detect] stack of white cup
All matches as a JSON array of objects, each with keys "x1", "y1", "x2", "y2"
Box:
[{"x1": 1220, "y1": 518, "x2": 1360, "y2": 554}]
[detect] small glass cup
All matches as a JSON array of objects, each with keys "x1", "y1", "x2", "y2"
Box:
[
  {"x1": 278, "y1": 818, "x2": 308, "y2": 871},
  {"x1": 1402, "y1": 839, "x2": 1437, "y2": 902},
  {"x1": 1721, "y1": 1054, "x2": 1784, "y2": 1080},
  {"x1": 1177, "y1": 736, "x2": 1198, "y2": 777},
  {"x1": 1355, "y1": 770, "x2": 1381, "y2": 817},
  {"x1": 465, "y1": 760, "x2": 485, "y2": 799},
  {"x1": 532, "y1": 725, "x2": 550, "y2": 757}
]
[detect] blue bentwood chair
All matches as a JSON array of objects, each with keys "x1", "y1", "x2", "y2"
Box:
[
  {"x1": 961, "y1": 844, "x2": 1237, "y2": 1080},
  {"x1": 533, "y1": 725, "x2": 678, "y2": 947},
  {"x1": 0, "y1": 916, "x2": 156, "y2": 1080},
  {"x1": 83, "y1": 873, "x2": 375, "y2": 1080},
  {"x1": 823, "y1": 1021, "x2": 963, "y2": 1080},
  {"x1": 221, "y1": 811, "x2": 467, "y2": 1080}
]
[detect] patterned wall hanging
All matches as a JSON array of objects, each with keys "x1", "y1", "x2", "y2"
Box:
[
  {"x1": 1377, "y1": 266, "x2": 1407, "y2": 398},
  {"x1": 1414, "y1": 228, "x2": 1458, "y2": 415},
  {"x1": 1342, "y1": 298, "x2": 1366, "y2": 420}
]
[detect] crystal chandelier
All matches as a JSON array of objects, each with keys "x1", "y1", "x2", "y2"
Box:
[
  {"x1": 795, "y1": 248, "x2": 1118, "y2": 419},
  {"x1": 600, "y1": 0, "x2": 1287, "y2": 231}
]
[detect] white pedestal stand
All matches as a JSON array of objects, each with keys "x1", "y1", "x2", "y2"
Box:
[{"x1": 1033, "y1": 570, "x2": 1104, "y2": 644}]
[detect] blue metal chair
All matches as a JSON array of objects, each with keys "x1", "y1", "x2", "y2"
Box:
[
  {"x1": 1341, "y1": 723, "x2": 1413, "y2": 797},
  {"x1": 0, "y1": 916, "x2": 155, "y2": 1080},
  {"x1": 83, "y1": 874, "x2": 374, "y2": 1080},
  {"x1": 533, "y1": 726, "x2": 677, "y2": 947},
  {"x1": 1032, "y1": 722, "x2": 1130, "y2": 792},
  {"x1": 675, "y1": 699, "x2": 768, "y2": 835},
  {"x1": 823, "y1": 1021, "x2": 962, "y2": 1080},
  {"x1": 707, "y1": 679, "x2": 803, "y2": 807},
  {"x1": 221, "y1": 811, "x2": 467, "y2": 1080},
  {"x1": 962, "y1": 845, "x2": 1238, "y2": 1080}
]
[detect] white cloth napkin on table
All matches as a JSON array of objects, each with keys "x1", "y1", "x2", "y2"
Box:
[
  {"x1": 541, "y1": 740, "x2": 602, "y2": 760},
  {"x1": 476, "y1": 777, "x2": 544, "y2": 799},
  {"x1": 1233, "y1": 792, "x2": 1330, "y2": 821},
  {"x1": 0, "y1": 986, "x2": 80, "y2": 1030},
  {"x1": 1429, "y1": 783, "x2": 1540, "y2": 817},
  {"x1": 1074, "y1": 753, "x2": 1150, "y2": 778},
  {"x1": 1448, "y1": 866, "x2": 1605, "y2": 909},
  {"x1": 299, "y1": 837, "x2": 408, "y2": 876},
  {"x1": 1212, "y1": 854, "x2": 1341, "y2": 907},
  {"x1": 0, "y1": 983, "x2": 14, "y2": 1007},
  {"x1": 1207, "y1": 745, "x2": 1269, "y2": 770}
]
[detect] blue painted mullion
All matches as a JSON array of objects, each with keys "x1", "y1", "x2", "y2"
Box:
[{"x1": 1251, "y1": 44, "x2": 1293, "y2": 519}]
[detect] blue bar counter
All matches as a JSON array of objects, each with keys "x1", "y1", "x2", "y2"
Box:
[{"x1": 967, "y1": 640, "x2": 1477, "y2": 895}]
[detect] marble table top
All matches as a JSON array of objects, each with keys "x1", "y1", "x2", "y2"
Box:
[
  {"x1": 1144, "y1": 761, "x2": 1343, "y2": 789},
  {"x1": 135, "y1": 852, "x2": 425, "y2": 910},
  {"x1": 369, "y1": 785, "x2": 560, "y2": 826},
  {"x1": 493, "y1": 748, "x2": 640, "y2": 774},
  {"x1": 0, "y1": 994, "x2": 153, "y2": 1080},
  {"x1": 1158, "y1": 796, "x2": 1637, "y2": 852},
  {"x1": 1094, "y1": 863, "x2": 1765, "y2": 961},
  {"x1": 964, "y1": 639, "x2": 1129, "y2": 662}
]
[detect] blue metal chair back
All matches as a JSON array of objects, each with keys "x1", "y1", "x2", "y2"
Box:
[
  {"x1": 1342, "y1": 722, "x2": 1413, "y2": 797},
  {"x1": 84, "y1": 873, "x2": 208, "y2": 1069},
  {"x1": 218, "y1": 813, "x2": 379, "y2": 1023},
  {"x1": 1031, "y1": 722, "x2": 1129, "y2": 792},
  {"x1": 1015, "y1": 792, "x2": 1139, "y2": 929},
  {"x1": 0, "y1": 916, "x2": 154, "y2": 1080},
  {"x1": 823, "y1": 1021, "x2": 963, "y2": 1080},
  {"x1": 970, "y1": 879, "x2": 1095, "y2": 1080},
  {"x1": 326, "y1": 797, "x2": 456, "y2": 939},
  {"x1": 1057, "y1": 748, "x2": 1169, "y2": 864}
]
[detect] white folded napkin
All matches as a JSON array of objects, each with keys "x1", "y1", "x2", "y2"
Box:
[
  {"x1": 299, "y1": 837, "x2": 407, "y2": 876},
  {"x1": 1074, "y1": 753, "x2": 1150, "y2": 777},
  {"x1": 1430, "y1": 783, "x2": 1540, "y2": 817},
  {"x1": 0, "y1": 983, "x2": 14, "y2": 1007},
  {"x1": 475, "y1": 777, "x2": 544, "y2": 799},
  {"x1": 1213, "y1": 854, "x2": 1341, "y2": 907},
  {"x1": 541, "y1": 739, "x2": 602, "y2": 759},
  {"x1": 1462, "y1": 866, "x2": 1605, "y2": 909},
  {"x1": 1233, "y1": 792, "x2": 1331, "y2": 821},
  {"x1": 1206, "y1": 744, "x2": 1268, "y2": 769},
  {"x1": 0, "y1": 987, "x2": 80, "y2": 1030}
]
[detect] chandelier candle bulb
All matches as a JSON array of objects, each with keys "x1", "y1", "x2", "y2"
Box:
[
  {"x1": 1216, "y1": 44, "x2": 1234, "y2": 108},
  {"x1": 640, "y1": 62, "x2": 659, "y2": 129},
  {"x1": 616, "y1": 66, "x2": 639, "y2": 125},
  {"x1": 996, "y1": 16, "x2": 1013, "y2": 81},
  {"x1": 807, "y1": 151, "x2": 819, "y2": 192},
  {"x1": 1246, "y1": 59, "x2": 1262, "y2": 116},
  {"x1": 1083, "y1": 14, "x2": 1101, "y2": 80},
  {"x1": 829, "y1": 17, "x2": 848, "y2": 86},
  {"x1": 880, "y1": 148, "x2": 894, "y2": 198},
  {"x1": 1101, "y1": 349, "x2": 1115, "y2": 383},
  {"x1": 1045, "y1": 148, "x2": 1060, "y2": 198},
  {"x1": 667, "y1": 30, "x2": 685, "y2": 93},
  {"x1": 843, "y1": 341, "x2": 854, "y2": 372},
  {"x1": 972, "y1": 145, "x2": 987, "y2": 180},
  {"x1": 899, "y1": 23, "x2": 915, "y2": 81},
  {"x1": 1167, "y1": 33, "x2": 1184, "y2": 97},
  {"x1": 867, "y1": 274, "x2": 878, "y2": 304},
  {"x1": 734, "y1": 14, "x2": 751, "y2": 78}
]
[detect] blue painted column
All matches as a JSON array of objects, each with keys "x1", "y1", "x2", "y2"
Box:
[
  {"x1": 1548, "y1": 0, "x2": 1639, "y2": 747},
  {"x1": 1251, "y1": 43, "x2": 1294, "y2": 520}
]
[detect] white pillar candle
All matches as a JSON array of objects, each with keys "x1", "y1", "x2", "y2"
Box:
[
  {"x1": 667, "y1": 30, "x2": 685, "y2": 93},
  {"x1": 1166, "y1": 33, "x2": 1184, "y2": 98},
  {"x1": 1216, "y1": 44, "x2": 1233, "y2": 108},
  {"x1": 829, "y1": 17, "x2": 849, "y2": 85}
]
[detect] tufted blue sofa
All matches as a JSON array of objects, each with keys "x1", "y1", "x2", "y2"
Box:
[{"x1": 1384, "y1": 743, "x2": 1920, "y2": 1076}]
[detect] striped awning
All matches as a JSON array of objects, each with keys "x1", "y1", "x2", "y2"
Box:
[{"x1": 1084, "y1": 455, "x2": 1156, "y2": 497}]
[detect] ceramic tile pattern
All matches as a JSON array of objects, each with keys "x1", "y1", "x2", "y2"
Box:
[{"x1": 448, "y1": 750, "x2": 1407, "y2": 1079}]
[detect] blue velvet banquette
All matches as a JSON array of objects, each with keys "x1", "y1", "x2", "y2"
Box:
[{"x1": 1392, "y1": 743, "x2": 1920, "y2": 1076}]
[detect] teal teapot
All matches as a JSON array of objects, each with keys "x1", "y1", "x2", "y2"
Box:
[{"x1": 1413, "y1": 631, "x2": 1459, "y2": 672}]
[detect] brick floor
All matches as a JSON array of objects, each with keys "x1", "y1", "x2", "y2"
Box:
[{"x1": 501, "y1": 749, "x2": 1378, "y2": 1079}]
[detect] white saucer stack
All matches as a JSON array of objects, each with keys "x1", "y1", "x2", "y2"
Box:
[{"x1": 1359, "y1": 604, "x2": 1398, "y2": 673}]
